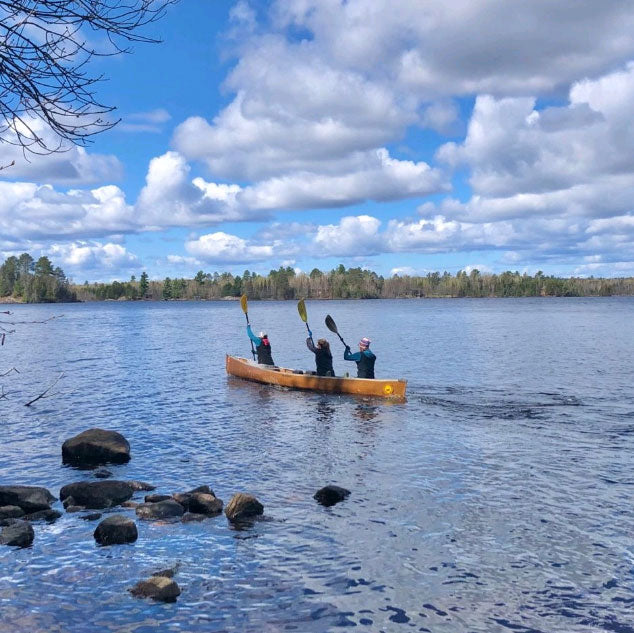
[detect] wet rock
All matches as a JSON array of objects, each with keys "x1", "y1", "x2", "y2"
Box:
[
  {"x1": 171, "y1": 485, "x2": 215, "y2": 512},
  {"x1": 94, "y1": 515, "x2": 138, "y2": 545},
  {"x1": 0, "y1": 520, "x2": 34, "y2": 547},
  {"x1": 129, "y1": 576, "x2": 181, "y2": 602},
  {"x1": 24, "y1": 509, "x2": 62, "y2": 523},
  {"x1": 0, "y1": 485, "x2": 56, "y2": 513},
  {"x1": 93, "y1": 468, "x2": 113, "y2": 479},
  {"x1": 181, "y1": 512, "x2": 207, "y2": 522},
  {"x1": 59, "y1": 481, "x2": 134, "y2": 509},
  {"x1": 63, "y1": 496, "x2": 77, "y2": 509},
  {"x1": 66, "y1": 505, "x2": 85, "y2": 513},
  {"x1": 128, "y1": 481, "x2": 156, "y2": 492},
  {"x1": 0, "y1": 506, "x2": 25, "y2": 520},
  {"x1": 136, "y1": 499, "x2": 184, "y2": 520},
  {"x1": 62, "y1": 428, "x2": 130, "y2": 466},
  {"x1": 188, "y1": 493, "x2": 223, "y2": 515},
  {"x1": 224, "y1": 493, "x2": 264, "y2": 521},
  {"x1": 314, "y1": 485, "x2": 351, "y2": 507},
  {"x1": 144, "y1": 494, "x2": 172, "y2": 503},
  {"x1": 80, "y1": 512, "x2": 102, "y2": 521},
  {"x1": 189, "y1": 485, "x2": 215, "y2": 496},
  {"x1": 121, "y1": 501, "x2": 139, "y2": 509},
  {"x1": 152, "y1": 565, "x2": 179, "y2": 579}
]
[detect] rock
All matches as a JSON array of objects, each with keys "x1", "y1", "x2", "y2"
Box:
[
  {"x1": 66, "y1": 505, "x2": 85, "y2": 513},
  {"x1": 314, "y1": 485, "x2": 351, "y2": 507},
  {"x1": 121, "y1": 501, "x2": 139, "y2": 509},
  {"x1": 80, "y1": 512, "x2": 102, "y2": 521},
  {"x1": 136, "y1": 499, "x2": 184, "y2": 520},
  {"x1": 59, "y1": 481, "x2": 134, "y2": 509},
  {"x1": 144, "y1": 494, "x2": 172, "y2": 503},
  {"x1": 224, "y1": 493, "x2": 264, "y2": 521},
  {"x1": 128, "y1": 481, "x2": 156, "y2": 492},
  {"x1": 24, "y1": 509, "x2": 62, "y2": 523},
  {"x1": 0, "y1": 485, "x2": 56, "y2": 512},
  {"x1": 152, "y1": 566, "x2": 178, "y2": 579},
  {"x1": 62, "y1": 428, "x2": 130, "y2": 466},
  {"x1": 189, "y1": 485, "x2": 215, "y2": 496},
  {"x1": 93, "y1": 468, "x2": 113, "y2": 479},
  {"x1": 182, "y1": 512, "x2": 207, "y2": 522},
  {"x1": 130, "y1": 576, "x2": 181, "y2": 602},
  {"x1": 94, "y1": 515, "x2": 138, "y2": 545},
  {"x1": 188, "y1": 493, "x2": 223, "y2": 515},
  {"x1": 0, "y1": 506, "x2": 25, "y2": 520},
  {"x1": 171, "y1": 486, "x2": 216, "y2": 512},
  {"x1": 0, "y1": 520, "x2": 34, "y2": 547}
]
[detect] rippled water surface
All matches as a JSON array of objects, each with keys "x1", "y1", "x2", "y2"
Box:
[{"x1": 1, "y1": 298, "x2": 634, "y2": 632}]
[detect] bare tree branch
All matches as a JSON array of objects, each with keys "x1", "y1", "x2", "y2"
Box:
[
  {"x1": 0, "y1": 314, "x2": 64, "y2": 325},
  {"x1": 24, "y1": 371, "x2": 64, "y2": 406},
  {"x1": 0, "y1": 0, "x2": 178, "y2": 154},
  {"x1": 0, "y1": 366, "x2": 19, "y2": 376}
]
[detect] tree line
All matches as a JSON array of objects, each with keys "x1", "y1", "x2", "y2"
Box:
[
  {"x1": 0, "y1": 253, "x2": 76, "y2": 303},
  {"x1": 72, "y1": 265, "x2": 634, "y2": 302}
]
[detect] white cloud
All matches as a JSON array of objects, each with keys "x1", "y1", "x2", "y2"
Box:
[
  {"x1": 185, "y1": 232, "x2": 275, "y2": 264},
  {"x1": 314, "y1": 215, "x2": 382, "y2": 256},
  {"x1": 49, "y1": 242, "x2": 139, "y2": 273},
  {"x1": 119, "y1": 109, "x2": 172, "y2": 133}
]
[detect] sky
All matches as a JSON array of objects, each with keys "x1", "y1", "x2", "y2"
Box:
[{"x1": 3, "y1": 0, "x2": 634, "y2": 282}]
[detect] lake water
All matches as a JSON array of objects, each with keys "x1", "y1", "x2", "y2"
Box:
[{"x1": 1, "y1": 297, "x2": 633, "y2": 633}]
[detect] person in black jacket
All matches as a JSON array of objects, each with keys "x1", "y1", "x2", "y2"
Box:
[
  {"x1": 306, "y1": 335, "x2": 335, "y2": 376},
  {"x1": 247, "y1": 325, "x2": 275, "y2": 365}
]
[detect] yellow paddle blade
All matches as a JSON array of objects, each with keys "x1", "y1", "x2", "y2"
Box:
[
  {"x1": 297, "y1": 298, "x2": 307, "y2": 322},
  {"x1": 240, "y1": 294, "x2": 248, "y2": 314}
]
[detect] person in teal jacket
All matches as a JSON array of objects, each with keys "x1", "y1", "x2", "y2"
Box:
[
  {"x1": 247, "y1": 325, "x2": 275, "y2": 365},
  {"x1": 344, "y1": 337, "x2": 376, "y2": 378}
]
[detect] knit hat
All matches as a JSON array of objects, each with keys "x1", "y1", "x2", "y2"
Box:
[
  {"x1": 359, "y1": 337, "x2": 371, "y2": 348},
  {"x1": 259, "y1": 331, "x2": 267, "y2": 338}
]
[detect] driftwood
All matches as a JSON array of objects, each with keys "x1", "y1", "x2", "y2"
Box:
[{"x1": 24, "y1": 372, "x2": 65, "y2": 407}]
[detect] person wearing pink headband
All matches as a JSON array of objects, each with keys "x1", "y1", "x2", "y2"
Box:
[{"x1": 343, "y1": 335, "x2": 376, "y2": 378}]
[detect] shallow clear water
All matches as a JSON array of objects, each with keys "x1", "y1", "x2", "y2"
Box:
[{"x1": 1, "y1": 297, "x2": 633, "y2": 633}]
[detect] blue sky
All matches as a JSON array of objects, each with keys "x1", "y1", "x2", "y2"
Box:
[{"x1": 3, "y1": 0, "x2": 634, "y2": 281}]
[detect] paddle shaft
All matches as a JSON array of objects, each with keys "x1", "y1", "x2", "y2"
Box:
[{"x1": 241, "y1": 297, "x2": 257, "y2": 361}]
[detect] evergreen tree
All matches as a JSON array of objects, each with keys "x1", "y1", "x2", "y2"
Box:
[{"x1": 139, "y1": 272, "x2": 149, "y2": 297}]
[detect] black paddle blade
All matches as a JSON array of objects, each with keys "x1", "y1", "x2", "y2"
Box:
[{"x1": 325, "y1": 314, "x2": 338, "y2": 334}]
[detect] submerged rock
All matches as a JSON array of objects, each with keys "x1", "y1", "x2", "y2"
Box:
[
  {"x1": 24, "y1": 509, "x2": 62, "y2": 523},
  {"x1": 0, "y1": 506, "x2": 25, "y2": 520},
  {"x1": 127, "y1": 481, "x2": 156, "y2": 492},
  {"x1": 224, "y1": 493, "x2": 263, "y2": 521},
  {"x1": 0, "y1": 520, "x2": 34, "y2": 547},
  {"x1": 0, "y1": 485, "x2": 56, "y2": 513},
  {"x1": 80, "y1": 512, "x2": 102, "y2": 521},
  {"x1": 59, "y1": 481, "x2": 134, "y2": 509},
  {"x1": 314, "y1": 485, "x2": 351, "y2": 507},
  {"x1": 93, "y1": 468, "x2": 113, "y2": 479},
  {"x1": 94, "y1": 515, "x2": 138, "y2": 545},
  {"x1": 181, "y1": 512, "x2": 207, "y2": 522},
  {"x1": 144, "y1": 494, "x2": 172, "y2": 503},
  {"x1": 136, "y1": 499, "x2": 184, "y2": 520},
  {"x1": 129, "y1": 576, "x2": 181, "y2": 602},
  {"x1": 62, "y1": 428, "x2": 130, "y2": 466}
]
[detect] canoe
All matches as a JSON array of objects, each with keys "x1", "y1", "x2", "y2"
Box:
[{"x1": 226, "y1": 355, "x2": 407, "y2": 399}]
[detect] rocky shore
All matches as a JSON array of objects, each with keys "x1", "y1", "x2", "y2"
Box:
[{"x1": 1, "y1": 428, "x2": 350, "y2": 602}]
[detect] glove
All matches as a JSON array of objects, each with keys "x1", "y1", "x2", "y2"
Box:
[
  {"x1": 308, "y1": 329, "x2": 313, "y2": 338},
  {"x1": 345, "y1": 345, "x2": 351, "y2": 353}
]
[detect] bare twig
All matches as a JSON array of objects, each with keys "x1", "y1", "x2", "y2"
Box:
[
  {"x1": 24, "y1": 372, "x2": 65, "y2": 407},
  {"x1": 0, "y1": 314, "x2": 64, "y2": 326},
  {"x1": 0, "y1": 367, "x2": 19, "y2": 376}
]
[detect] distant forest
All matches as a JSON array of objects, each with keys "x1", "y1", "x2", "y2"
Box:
[
  {"x1": 0, "y1": 253, "x2": 76, "y2": 303},
  {"x1": 2, "y1": 255, "x2": 634, "y2": 303}
]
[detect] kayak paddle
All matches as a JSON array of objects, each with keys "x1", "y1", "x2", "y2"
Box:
[
  {"x1": 297, "y1": 298, "x2": 313, "y2": 342},
  {"x1": 325, "y1": 314, "x2": 348, "y2": 348},
  {"x1": 240, "y1": 294, "x2": 257, "y2": 361}
]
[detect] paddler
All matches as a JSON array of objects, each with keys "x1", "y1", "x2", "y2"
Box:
[
  {"x1": 344, "y1": 336, "x2": 376, "y2": 378},
  {"x1": 306, "y1": 333, "x2": 335, "y2": 376},
  {"x1": 247, "y1": 325, "x2": 275, "y2": 365}
]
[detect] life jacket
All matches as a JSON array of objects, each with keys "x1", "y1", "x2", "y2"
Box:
[
  {"x1": 315, "y1": 348, "x2": 335, "y2": 377},
  {"x1": 256, "y1": 338, "x2": 274, "y2": 365},
  {"x1": 356, "y1": 350, "x2": 375, "y2": 379}
]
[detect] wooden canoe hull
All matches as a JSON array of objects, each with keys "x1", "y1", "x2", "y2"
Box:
[{"x1": 226, "y1": 355, "x2": 407, "y2": 399}]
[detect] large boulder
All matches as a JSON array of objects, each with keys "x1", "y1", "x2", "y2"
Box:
[
  {"x1": 130, "y1": 576, "x2": 181, "y2": 602},
  {"x1": 59, "y1": 481, "x2": 134, "y2": 509},
  {"x1": 94, "y1": 515, "x2": 138, "y2": 545},
  {"x1": 0, "y1": 485, "x2": 55, "y2": 513},
  {"x1": 172, "y1": 485, "x2": 216, "y2": 512},
  {"x1": 224, "y1": 493, "x2": 263, "y2": 522},
  {"x1": 136, "y1": 499, "x2": 184, "y2": 520},
  {"x1": 62, "y1": 428, "x2": 130, "y2": 466},
  {"x1": 0, "y1": 520, "x2": 34, "y2": 547},
  {"x1": 314, "y1": 485, "x2": 350, "y2": 507}
]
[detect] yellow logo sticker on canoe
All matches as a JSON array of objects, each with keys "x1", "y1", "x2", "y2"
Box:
[{"x1": 383, "y1": 384, "x2": 394, "y2": 395}]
